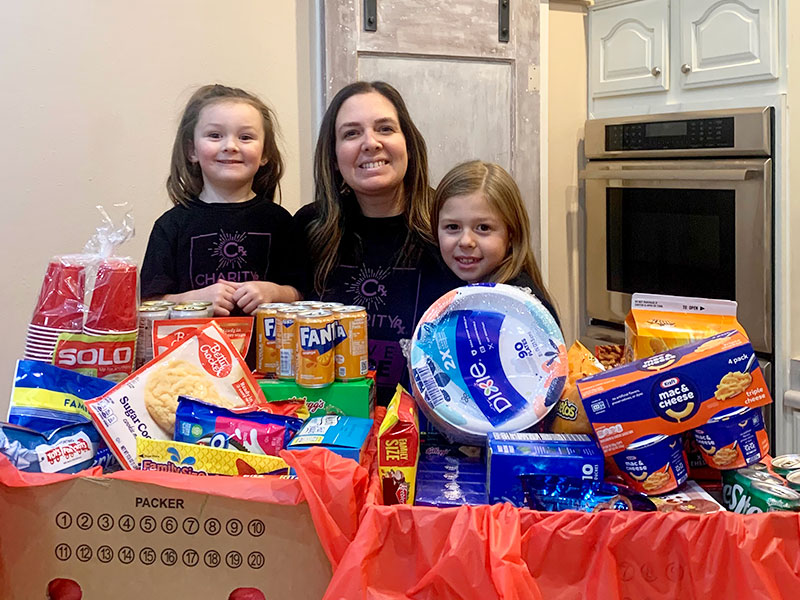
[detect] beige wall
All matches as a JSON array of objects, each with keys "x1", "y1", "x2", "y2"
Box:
[
  {"x1": 547, "y1": 2, "x2": 587, "y2": 346},
  {"x1": 787, "y1": 4, "x2": 800, "y2": 361},
  {"x1": 0, "y1": 1, "x2": 314, "y2": 415}
]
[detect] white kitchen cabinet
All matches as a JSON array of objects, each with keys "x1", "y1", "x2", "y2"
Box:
[
  {"x1": 589, "y1": 0, "x2": 779, "y2": 99},
  {"x1": 677, "y1": 0, "x2": 778, "y2": 89},
  {"x1": 589, "y1": 0, "x2": 669, "y2": 97}
]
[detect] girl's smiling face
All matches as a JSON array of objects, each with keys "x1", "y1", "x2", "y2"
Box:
[
  {"x1": 190, "y1": 100, "x2": 267, "y2": 196},
  {"x1": 437, "y1": 191, "x2": 510, "y2": 283}
]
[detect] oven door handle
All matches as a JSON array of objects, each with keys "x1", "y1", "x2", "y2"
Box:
[{"x1": 579, "y1": 169, "x2": 761, "y2": 181}]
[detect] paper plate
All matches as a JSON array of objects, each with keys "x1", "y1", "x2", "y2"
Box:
[{"x1": 409, "y1": 283, "x2": 567, "y2": 444}]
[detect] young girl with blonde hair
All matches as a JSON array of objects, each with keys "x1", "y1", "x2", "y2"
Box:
[{"x1": 433, "y1": 160, "x2": 559, "y2": 324}]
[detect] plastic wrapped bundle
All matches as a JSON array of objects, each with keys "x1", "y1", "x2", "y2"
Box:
[{"x1": 409, "y1": 283, "x2": 567, "y2": 444}]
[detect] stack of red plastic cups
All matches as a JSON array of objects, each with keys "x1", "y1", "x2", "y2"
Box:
[
  {"x1": 25, "y1": 257, "x2": 86, "y2": 362},
  {"x1": 83, "y1": 258, "x2": 138, "y2": 336}
]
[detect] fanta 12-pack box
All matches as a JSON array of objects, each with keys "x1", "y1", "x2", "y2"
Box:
[{"x1": 577, "y1": 330, "x2": 772, "y2": 457}]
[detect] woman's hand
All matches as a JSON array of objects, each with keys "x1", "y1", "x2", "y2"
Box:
[
  {"x1": 232, "y1": 281, "x2": 301, "y2": 314},
  {"x1": 154, "y1": 278, "x2": 239, "y2": 316}
]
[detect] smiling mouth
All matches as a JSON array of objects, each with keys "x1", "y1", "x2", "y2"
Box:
[
  {"x1": 217, "y1": 159, "x2": 243, "y2": 164},
  {"x1": 360, "y1": 160, "x2": 387, "y2": 170},
  {"x1": 455, "y1": 257, "x2": 481, "y2": 265}
]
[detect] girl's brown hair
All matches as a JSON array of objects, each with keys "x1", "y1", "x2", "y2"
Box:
[
  {"x1": 305, "y1": 81, "x2": 433, "y2": 296},
  {"x1": 166, "y1": 84, "x2": 284, "y2": 206},
  {"x1": 432, "y1": 160, "x2": 554, "y2": 306}
]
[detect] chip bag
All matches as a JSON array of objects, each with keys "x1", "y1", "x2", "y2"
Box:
[
  {"x1": 624, "y1": 294, "x2": 746, "y2": 362},
  {"x1": 378, "y1": 385, "x2": 419, "y2": 505},
  {"x1": 550, "y1": 342, "x2": 603, "y2": 435}
]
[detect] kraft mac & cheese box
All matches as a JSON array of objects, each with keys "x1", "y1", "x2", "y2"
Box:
[
  {"x1": 288, "y1": 415, "x2": 373, "y2": 463},
  {"x1": 487, "y1": 432, "x2": 603, "y2": 506},
  {"x1": 577, "y1": 330, "x2": 772, "y2": 457}
]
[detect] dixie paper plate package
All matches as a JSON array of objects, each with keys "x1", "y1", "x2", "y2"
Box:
[{"x1": 409, "y1": 284, "x2": 567, "y2": 444}]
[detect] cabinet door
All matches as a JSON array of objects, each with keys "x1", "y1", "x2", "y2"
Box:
[
  {"x1": 678, "y1": 0, "x2": 778, "y2": 88},
  {"x1": 589, "y1": 0, "x2": 669, "y2": 98}
]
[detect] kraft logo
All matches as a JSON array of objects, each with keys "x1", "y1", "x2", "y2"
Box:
[{"x1": 660, "y1": 377, "x2": 680, "y2": 388}]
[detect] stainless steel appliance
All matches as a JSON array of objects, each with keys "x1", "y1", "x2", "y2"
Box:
[{"x1": 580, "y1": 106, "x2": 774, "y2": 439}]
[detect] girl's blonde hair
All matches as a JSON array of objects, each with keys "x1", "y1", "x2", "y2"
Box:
[
  {"x1": 432, "y1": 160, "x2": 554, "y2": 306},
  {"x1": 305, "y1": 81, "x2": 433, "y2": 296},
  {"x1": 166, "y1": 84, "x2": 284, "y2": 206}
]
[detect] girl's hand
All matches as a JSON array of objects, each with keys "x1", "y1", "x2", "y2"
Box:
[
  {"x1": 146, "y1": 279, "x2": 240, "y2": 316},
  {"x1": 232, "y1": 281, "x2": 301, "y2": 314}
]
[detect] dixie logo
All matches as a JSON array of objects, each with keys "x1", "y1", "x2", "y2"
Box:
[{"x1": 469, "y1": 361, "x2": 511, "y2": 413}]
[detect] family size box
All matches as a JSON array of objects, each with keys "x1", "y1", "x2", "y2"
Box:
[
  {"x1": 288, "y1": 415, "x2": 373, "y2": 463},
  {"x1": 577, "y1": 330, "x2": 772, "y2": 456},
  {"x1": 137, "y1": 437, "x2": 288, "y2": 477},
  {"x1": 259, "y1": 377, "x2": 374, "y2": 418},
  {"x1": 0, "y1": 472, "x2": 331, "y2": 599},
  {"x1": 487, "y1": 432, "x2": 603, "y2": 506}
]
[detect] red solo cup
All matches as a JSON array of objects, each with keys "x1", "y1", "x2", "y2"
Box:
[
  {"x1": 84, "y1": 259, "x2": 138, "y2": 332},
  {"x1": 31, "y1": 259, "x2": 86, "y2": 329}
]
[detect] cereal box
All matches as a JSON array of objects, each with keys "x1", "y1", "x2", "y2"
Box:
[
  {"x1": 577, "y1": 330, "x2": 772, "y2": 457},
  {"x1": 378, "y1": 386, "x2": 419, "y2": 505},
  {"x1": 136, "y1": 437, "x2": 288, "y2": 476},
  {"x1": 624, "y1": 294, "x2": 745, "y2": 362},
  {"x1": 258, "y1": 377, "x2": 374, "y2": 418},
  {"x1": 86, "y1": 322, "x2": 267, "y2": 469}
]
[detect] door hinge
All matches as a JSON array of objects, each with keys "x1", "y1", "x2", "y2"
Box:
[
  {"x1": 499, "y1": 0, "x2": 510, "y2": 43},
  {"x1": 364, "y1": 0, "x2": 377, "y2": 32}
]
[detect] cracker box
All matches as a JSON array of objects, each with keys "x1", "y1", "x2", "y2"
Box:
[
  {"x1": 487, "y1": 432, "x2": 603, "y2": 506},
  {"x1": 378, "y1": 386, "x2": 419, "y2": 505},
  {"x1": 577, "y1": 330, "x2": 772, "y2": 457},
  {"x1": 259, "y1": 377, "x2": 374, "y2": 418},
  {"x1": 288, "y1": 415, "x2": 372, "y2": 463},
  {"x1": 624, "y1": 294, "x2": 745, "y2": 362},
  {"x1": 136, "y1": 438, "x2": 288, "y2": 476}
]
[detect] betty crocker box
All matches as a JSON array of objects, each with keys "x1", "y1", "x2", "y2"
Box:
[{"x1": 577, "y1": 330, "x2": 772, "y2": 456}]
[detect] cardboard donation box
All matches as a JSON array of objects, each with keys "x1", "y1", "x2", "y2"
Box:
[{"x1": 0, "y1": 462, "x2": 332, "y2": 599}]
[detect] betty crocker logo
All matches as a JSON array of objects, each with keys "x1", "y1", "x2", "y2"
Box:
[{"x1": 197, "y1": 331, "x2": 232, "y2": 377}]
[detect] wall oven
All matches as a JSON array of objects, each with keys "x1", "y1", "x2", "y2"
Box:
[{"x1": 580, "y1": 107, "x2": 774, "y2": 438}]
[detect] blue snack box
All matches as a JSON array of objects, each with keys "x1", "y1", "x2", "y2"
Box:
[
  {"x1": 288, "y1": 415, "x2": 373, "y2": 463},
  {"x1": 487, "y1": 432, "x2": 604, "y2": 506},
  {"x1": 415, "y1": 479, "x2": 488, "y2": 508}
]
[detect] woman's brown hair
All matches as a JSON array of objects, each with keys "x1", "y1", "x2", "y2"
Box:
[
  {"x1": 305, "y1": 81, "x2": 432, "y2": 296},
  {"x1": 432, "y1": 160, "x2": 555, "y2": 307},
  {"x1": 166, "y1": 84, "x2": 284, "y2": 206}
]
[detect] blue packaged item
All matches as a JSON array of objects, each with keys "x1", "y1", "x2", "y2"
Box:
[
  {"x1": 0, "y1": 420, "x2": 106, "y2": 473},
  {"x1": 174, "y1": 396, "x2": 303, "y2": 457},
  {"x1": 288, "y1": 415, "x2": 373, "y2": 462},
  {"x1": 414, "y1": 478, "x2": 488, "y2": 507},
  {"x1": 519, "y1": 474, "x2": 657, "y2": 512},
  {"x1": 420, "y1": 434, "x2": 484, "y2": 464},
  {"x1": 487, "y1": 432, "x2": 604, "y2": 506},
  {"x1": 8, "y1": 360, "x2": 115, "y2": 431}
]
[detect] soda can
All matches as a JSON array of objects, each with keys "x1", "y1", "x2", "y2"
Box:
[
  {"x1": 170, "y1": 304, "x2": 209, "y2": 319},
  {"x1": 276, "y1": 307, "x2": 306, "y2": 379},
  {"x1": 141, "y1": 300, "x2": 175, "y2": 308},
  {"x1": 317, "y1": 302, "x2": 345, "y2": 310},
  {"x1": 771, "y1": 454, "x2": 800, "y2": 476},
  {"x1": 333, "y1": 305, "x2": 368, "y2": 381},
  {"x1": 186, "y1": 302, "x2": 214, "y2": 318},
  {"x1": 722, "y1": 468, "x2": 799, "y2": 513},
  {"x1": 296, "y1": 310, "x2": 336, "y2": 388},
  {"x1": 786, "y1": 470, "x2": 800, "y2": 492},
  {"x1": 292, "y1": 300, "x2": 325, "y2": 310},
  {"x1": 255, "y1": 302, "x2": 292, "y2": 377},
  {"x1": 136, "y1": 305, "x2": 171, "y2": 368}
]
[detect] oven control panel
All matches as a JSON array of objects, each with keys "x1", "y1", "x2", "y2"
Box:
[{"x1": 605, "y1": 117, "x2": 735, "y2": 151}]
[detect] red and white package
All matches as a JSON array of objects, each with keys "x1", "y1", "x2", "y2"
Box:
[
  {"x1": 85, "y1": 322, "x2": 267, "y2": 469},
  {"x1": 152, "y1": 317, "x2": 253, "y2": 359}
]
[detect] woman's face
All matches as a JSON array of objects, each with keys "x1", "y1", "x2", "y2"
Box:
[{"x1": 334, "y1": 92, "x2": 408, "y2": 210}]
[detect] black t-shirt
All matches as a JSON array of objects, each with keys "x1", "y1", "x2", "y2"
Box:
[
  {"x1": 141, "y1": 195, "x2": 304, "y2": 300},
  {"x1": 294, "y1": 203, "x2": 462, "y2": 403}
]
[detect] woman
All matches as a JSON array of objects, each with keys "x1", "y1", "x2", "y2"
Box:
[{"x1": 294, "y1": 81, "x2": 460, "y2": 403}]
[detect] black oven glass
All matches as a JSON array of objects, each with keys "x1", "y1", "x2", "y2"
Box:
[{"x1": 606, "y1": 188, "x2": 736, "y2": 299}]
